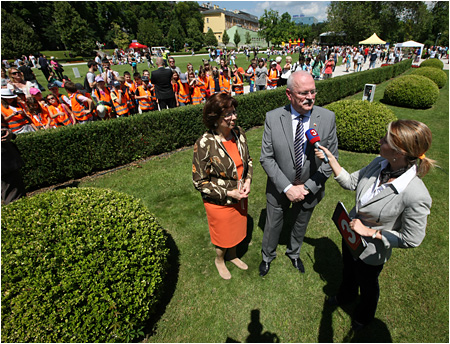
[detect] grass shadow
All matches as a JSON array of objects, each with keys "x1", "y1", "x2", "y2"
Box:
[
  {"x1": 138, "y1": 230, "x2": 180, "y2": 342},
  {"x1": 304, "y1": 237, "x2": 392, "y2": 342},
  {"x1": 236, "y1": 215, "x2": 254, "y2": 259},
  {"x1": 226, "y1": 309, "x2": 280, "y2": 343}
]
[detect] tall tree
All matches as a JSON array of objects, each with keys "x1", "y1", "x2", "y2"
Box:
[
  {"x1": 233, "y1": 31, "x2": 241, "y2": 47},
  {"x1": 326, "y1": 2, "x2": 380, "y2": 44},
  {"x1": 186, "y1": 17, "x2": 204, "y2": 51},
  {"x1": 205, "y1": 28, "x2": 218, "y2": 47},
  {"x1": 245, "y1": 31, "x2": 252, "y2": 45},
  {"x1": 1, "y1": 8, "x2": 41, "y2": 58},
  {"x1": 431, "y1": 1, "x2": 449, "y2": 46},
  {"x1": 110, "y1": 22, "x2": 130, "y2": 50},
  {"x1": 53, "y1": 2, "x2": 95, "y2": 55},
  {"x1": 137, "y1": 18, "x2": 164, "y2": 47},
  {"x1": 222, "y1": 30, "x2": 230, "y2": 46},
  {"x1": 167, "y1": 21, "x2": 185, "y2": 52},
  {"x1": 258, "y1": 9, "x2": 280, "y2": 47}
]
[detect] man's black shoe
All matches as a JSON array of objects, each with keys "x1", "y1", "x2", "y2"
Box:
[
  {"x1": 259, "y1": 261, "x2": 271, "y2": 276},
  {"x1": 289, "y1": 257, "x2": 305, "y2": 273}
]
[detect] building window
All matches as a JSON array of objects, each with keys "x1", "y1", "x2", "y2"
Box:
[{"x1": 206, "y1": 18, "x2": 209, "y2": 23}]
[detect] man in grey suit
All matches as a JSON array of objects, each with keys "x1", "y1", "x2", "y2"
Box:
[{"x1": 259, "y1": 71, "x2": 338, "y2": 276}]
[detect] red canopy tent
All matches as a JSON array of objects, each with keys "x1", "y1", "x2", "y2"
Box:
[{"x1": 128, "y1": 42, "x2": 148, "y2": 50}]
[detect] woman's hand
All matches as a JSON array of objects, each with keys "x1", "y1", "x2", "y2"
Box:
[
  {"x1": 241, "y1": 179, "x2": 251, "y2": 197},
  {"x1": 227, "y1": 189, "x2": 247, "y2": 201},
  {"x1": 314, "y1": 145, "x2": 342, "y2": 177},
  {"x1": 350, "y1": 219, "x2": 379, "y2": 239}
]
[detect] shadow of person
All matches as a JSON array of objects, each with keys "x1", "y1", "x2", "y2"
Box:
[
  {"x1": 225, "y1": 309, "x2": 280, "y2": 343},
  {"x1": 139, "y1": 230, "x2": 180, "y2": 341},
  {"x1": 303, "y1": 237, "x2": 392, "y2": 343},
  {"x1": 235, "y1": 215, "x2": 254, "y2": 258}
]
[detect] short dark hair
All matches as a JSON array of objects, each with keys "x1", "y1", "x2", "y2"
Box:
[
  {"x1": 123, "y1": 71, "x2": 131, "y2": 76},
  {"x1": 87, "y1": 60, "x2": 97, "y2": 68},
  {"x1": 202, "y1": 93, "x2": 238, "y2": 130},
  {"x1": 133, "y1": 72, "x2": 141, "y2": 78},
  {"x1": 64, "y1": 81, "x2": 78, "y2": 93},
  {"x1": 102, "y1": 58, "x2": 109, "y2": 64}
]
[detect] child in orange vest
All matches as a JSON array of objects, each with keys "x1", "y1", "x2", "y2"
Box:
[{"x1": 177, "y1": 74, "x2": 191, "y2": 106}]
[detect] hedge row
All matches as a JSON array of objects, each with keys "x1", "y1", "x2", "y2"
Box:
[{"x1": 15, "y1": 59, "x2": 412, "y2": 191}]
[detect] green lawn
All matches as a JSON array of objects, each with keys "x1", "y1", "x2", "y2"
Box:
[{"x1": 78, "y1": 72, "x2": 449, "y2": 342}]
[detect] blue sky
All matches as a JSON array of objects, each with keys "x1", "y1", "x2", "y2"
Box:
[{"x1": 196, "y1": 1, "x2": 331, "y2": 22}]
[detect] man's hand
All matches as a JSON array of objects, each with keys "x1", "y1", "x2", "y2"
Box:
[{"x1": 286, "y1": 184, "x2": 309, "y2": 203}]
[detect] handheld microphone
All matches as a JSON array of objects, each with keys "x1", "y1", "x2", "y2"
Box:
[{"x1": 305, "y1": 128, "x2": 329, "y2": 163}]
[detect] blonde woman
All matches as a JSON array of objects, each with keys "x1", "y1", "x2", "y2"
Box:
[{"x1": 316, "y1": 120, "x2": 434, "y2": 332}]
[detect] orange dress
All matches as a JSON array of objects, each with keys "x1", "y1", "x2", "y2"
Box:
[{"x1": 203, "y1": 138, "x2": 248, "y2": 248}]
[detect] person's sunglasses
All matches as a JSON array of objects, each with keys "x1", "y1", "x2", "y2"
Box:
[{"x1": 11, "y1": 71, "x2": 20, "y2": 75}]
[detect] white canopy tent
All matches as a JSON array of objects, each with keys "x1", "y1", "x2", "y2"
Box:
[
  {"x1": 395, "y1": 40, "x2": 424, "y2": 61},
  {"x1": 395, "y1": 40, "x2": 424, "y2": 53}
]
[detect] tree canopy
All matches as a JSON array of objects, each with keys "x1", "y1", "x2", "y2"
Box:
[
  {"x1": 326, "y1": 1, "x2": 448, "y2": 46},
  {"x1": 1, "y1": 1, "x2": 205, "y2": 58}
]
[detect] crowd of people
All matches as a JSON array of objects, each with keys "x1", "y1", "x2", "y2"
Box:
[{"x1": 1, "y1": 42, "x2": 447, "y2": 135}]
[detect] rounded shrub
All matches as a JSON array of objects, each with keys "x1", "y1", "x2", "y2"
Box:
[
  {"x1": 420, "y1": 58, "x2": 444, "y2": 69},
  {"x1": 325, "y1": 100, "x2": 397, "y2": 153},
  {"x1": 410, "y1": 66, "x2": 448, "y2": 88},
  {"x1": 1, "y1": 187, "x2": 169, "y2": 343},
  {"x1": 383, "y1": 75, "x2": 439, "y2": 109}
]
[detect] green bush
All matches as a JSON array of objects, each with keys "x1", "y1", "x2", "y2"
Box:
[
  {"x1": 420, "y1": 58, "x2": 444, "y2": 70},
  {"x1": 410, "y1": 66, "x2": 448, "y2": 88},
  {"x1": 383, "y1": 75, "x2": 439, "y2": 109},
  {"x1": 325, "y1": 100, "x2": 397, "y2": 153},
  {"x1": 15, "y1": 59, "x2": 413, "y2": 191},
  {"x1": 1, "y1": 187, "x2": 170, "y2": 343}
]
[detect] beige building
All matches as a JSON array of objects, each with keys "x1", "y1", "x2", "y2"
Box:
[{"x1": 200, "y1": 3, "x2": 259, "y2": 43}]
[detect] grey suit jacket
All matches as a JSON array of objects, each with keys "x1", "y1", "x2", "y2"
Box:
[
  {"x1": 260, "y1": 104, "x2": 339, "y2": 209},
  {"x1": 336, "y1": 156, "x2": 432, "y2": 265}
]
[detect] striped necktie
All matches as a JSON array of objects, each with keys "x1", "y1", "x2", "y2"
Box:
[{"x1": 294, "y1": 116, "x2": 304, "y2": 183}]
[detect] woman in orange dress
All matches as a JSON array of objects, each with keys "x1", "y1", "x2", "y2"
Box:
[{"x1": 193, "y1": 93, "x2": 253, "y2": 279}]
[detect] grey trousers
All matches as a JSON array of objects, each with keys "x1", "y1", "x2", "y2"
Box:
[{"x1": 261, "y1": 199, "x2": 314, "y2": 262}]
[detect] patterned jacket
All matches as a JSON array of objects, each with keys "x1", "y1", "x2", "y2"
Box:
[{"x1": 193, "y1": 126, "x2": 253, "y2": 206}]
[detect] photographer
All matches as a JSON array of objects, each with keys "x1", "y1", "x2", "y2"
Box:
[{"x1": 101, "y1": 59, "x2": 119, "y2": 89}]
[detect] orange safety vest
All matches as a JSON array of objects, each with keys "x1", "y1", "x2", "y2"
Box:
[
  {"x1": 70, "y1": 92, "x2": 92, "y2": 122},
  {"x1": 1, "y1": 104, "x2": 30, "y2": 133},
  {"x1": 198, "y1": 76, "x2": 209, "y2": 99},
  {"x1": 121, "y1": 85, "x2": 135, "y2": 110},
  {"x1": 191, "y1": 85, "x2": 203, "y2": 105},
  {"x1": 219, "y1": 75, "x2": 231, "y2": 94},
  {"x1": 209, "y1": 76, "x2": 221, "y2": 95},
  {"x1": 136, "y1": 85, "x2": 155, "y2": 111},
  {"x1": 233, "y1": 74, "x2": 244, "y2": 94},
  {"x1": 48, "y1": 104, "x2": 72, "y2": 127},
  {"x1": 30, "y1": 104, "x2": 52, "y2": 129},
  {"x1": 177, "y1": 81, "x2": 191, "y2": 104},
  {"x1": 111, "y1": 90, "x2": 130, "y2": 117},
  {"x1": 268, "y1": 69, "x2": 279, "y2": 87}
]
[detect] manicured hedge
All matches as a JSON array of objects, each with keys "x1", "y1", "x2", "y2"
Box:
[
  {"x1": 15, "y1": 59, "x2": 412, "y2": 191},
  {"x1": 420, "y1": 58, "x2": 444, "y2": 69},
  {"x1": 410, "y1": 66, "x2": 448, "y2": 88},
  {"x1": 325, "y1": 100, "x2": 397, "y2": 153},
  {"x1": 1, "y1": 187, "x2": 170, "y2": 343},
  {"x1": 383, "y1": 74, "x2": 439, "y2": 109}
]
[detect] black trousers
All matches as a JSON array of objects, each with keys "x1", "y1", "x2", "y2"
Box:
[
  {"x1": 158, "y1": 96, "x2": 177, "y2": 110},
  {"x1": 337, "y1": 239, "x2": 384, "y2": 325}
]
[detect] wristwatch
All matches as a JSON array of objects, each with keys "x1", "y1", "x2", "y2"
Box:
[{"x1": 372, "y1": 230, "x2": 380, "y2": 239}]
